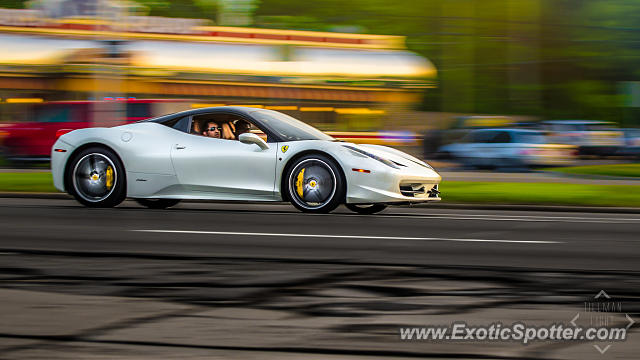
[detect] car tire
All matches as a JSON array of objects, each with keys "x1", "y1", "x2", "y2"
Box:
[
  {"x1": 66, "y1": 146, "x2": 126, "y2": 208},
  {"x1": 285, "y1": 154, "x2": 345, "y2": 213},
  {"x1": 135, "y1": 198, "x2": 181, "y2": 209},
  {"x1": 345, "y1": 203, "x2": 387, "y2": 215}
]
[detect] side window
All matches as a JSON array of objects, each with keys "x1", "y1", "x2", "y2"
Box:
[
  {"x1": 192, "y1": 113, "x2": 269, "y2": 141},
  {"x1": 157, "y1": 115, "x2": 190, "y2": 133},
  {"x1": 34, "y1": 105, "x2": 73, "y2": 123},
  {"x1": 171, "y1": 116, "x2": 190, "y2": 133},
  {"x1": 491, "y1": 131, "x2": 511, "y2": 143}
]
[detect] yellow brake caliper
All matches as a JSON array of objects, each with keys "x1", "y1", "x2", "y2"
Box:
[
  {"x1": 105, "y1": 165, "x2": 114, "y2": 190},
  {"x1": 295, "y1": 168, "x2": 305, "y2": 198}
]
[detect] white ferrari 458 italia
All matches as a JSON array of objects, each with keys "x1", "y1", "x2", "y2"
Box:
[{"x1": 51, "y1": 107, "x2": 441, "y2": 214}]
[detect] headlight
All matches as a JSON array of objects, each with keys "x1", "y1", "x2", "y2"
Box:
[{"x1": 343, "y1": 145, "x2": 399, "y2": 169}]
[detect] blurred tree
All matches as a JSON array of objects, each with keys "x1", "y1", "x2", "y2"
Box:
[
  {"x1": 135, "y1": 0, "x2": 217, "y2": 22},
  {"x1": 3, "y1": 0, "x2": 639, "y2": 124},
  {"x1": 0, "y1": 0, "x2": 28, "y2": 8},
  {"x1": 255, "y1": 0, "x2": 640, "y2": 125}
]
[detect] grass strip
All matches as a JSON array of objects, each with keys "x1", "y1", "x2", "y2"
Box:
[
  {"x1": 1, "y1": 172, "x2": 639, "y2": 207},
  {"x1": 0, "y1": 172, "x2": 57, "y2": 193},
  {"x1": 545, "y1": 163, "x2": 640, "y2": 178},
  {"x1": 441, "y1": 181, "x2": 640, "y2": 207}
]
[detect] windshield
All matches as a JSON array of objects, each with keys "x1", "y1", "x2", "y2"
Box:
[
  {"x1": 515, "y1": 132, "x2": 546, "y2": 144},
  {"x1": 251, "y1": 110, "x2": 334, "y2": 142}
]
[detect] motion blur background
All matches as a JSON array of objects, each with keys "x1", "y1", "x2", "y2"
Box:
[
  {"x1": 0, "y1": 2, "x2": 639, "y2": 360},
  {"x1": 0, "y1": 0, "x2": 639, "y2": 166}
]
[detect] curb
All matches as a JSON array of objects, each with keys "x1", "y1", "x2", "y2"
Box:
[{"x1": 2, "y1": 192, "x2": 640, "y2": 213}]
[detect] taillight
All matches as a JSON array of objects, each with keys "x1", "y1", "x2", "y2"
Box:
[{"x1": 55, "y1": 129, "x2": 73, "y2": 140}]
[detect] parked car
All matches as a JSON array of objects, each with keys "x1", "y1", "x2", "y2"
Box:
[
  {"x1": 0, "y1": 99, "x2": 191, "y2": 162},
  {"x1": 618, "y1": 128, "x2": 640, "y2": 158},
  {"x1": 423, "y1": 116, "x2": 514, "y2": 157},
  {"x1": 540, "y1": 120, "x2": 624, "y2": 156},
  {"x1": 438, "y1": 129, "x2": 576, "y2": 169}
]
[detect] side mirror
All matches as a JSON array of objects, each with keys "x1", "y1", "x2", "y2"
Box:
[{"x1": 239, "y1": 132, "x2": 269, "y2": 150}]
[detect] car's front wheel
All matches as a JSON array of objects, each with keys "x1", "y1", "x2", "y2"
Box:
[
  {"x1": 286, "y1": 154, "x2": 345, "y2": 213},
  {"x1": 135, "y1": 198, "x2": 181, "y2": 209},
  {"x1": 345, "y1": 203, "x2": 387, "y2": 215},
  {"x1": 66, "y1": 146, "x2": 126, "y2": 208}
]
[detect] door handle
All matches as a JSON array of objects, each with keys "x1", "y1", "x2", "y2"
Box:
[{"x1": 175, "y1": 145, "x2": 186, "y2": 150}]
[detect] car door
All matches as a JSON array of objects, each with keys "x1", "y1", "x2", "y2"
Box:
[
  {"x1": 460, "y1": 130, "x2": 494, "y2": 166},
  {"x1": 170, "y1": 131, "x2": 278, "y2": 200},
  {"x1": 489, "y1": 131, "x2": 514, "y2": 161}
]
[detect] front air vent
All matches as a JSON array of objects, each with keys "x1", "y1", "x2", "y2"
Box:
[
  {"x1": 400, "y1": 183, "x2": 426, "y2": 197},
  {"x1": 428, "y1": 184, "x2": 440, "y2": 198}
]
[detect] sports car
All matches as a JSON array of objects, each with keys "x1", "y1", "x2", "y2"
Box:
[{"x1": 51, "y1": 106, "x2": 441, "y2": 214}]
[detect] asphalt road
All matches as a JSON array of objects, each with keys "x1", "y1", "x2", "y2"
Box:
[
  {"x1": 0, "y1": 198, "x2": 639, "y2": 359},
  {"x1": 0, "y1": 198, "x2": 638, "y2": 270}
]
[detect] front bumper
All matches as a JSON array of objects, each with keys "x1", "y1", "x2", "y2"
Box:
[{"x1": 345, "y1": 164, "x2": 442, "y2": 204}]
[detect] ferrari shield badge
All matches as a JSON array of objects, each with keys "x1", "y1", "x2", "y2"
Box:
[{"x1": 281, "y1": 145, "x2": 289, "y2": 153}]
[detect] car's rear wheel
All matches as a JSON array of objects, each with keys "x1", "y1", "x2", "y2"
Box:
[
  {"x1": 286, "y1": 154, "x2": 345, "y2": 213},
  {"x1": 135, "y1": 198, "x2": 181, "y2": 209},
  {"x1": 345, "y1": 203, "x2": 387, "y2": 215},
  {"x1": 66, "y1": 147, "x2": 126, "y2": 208}
]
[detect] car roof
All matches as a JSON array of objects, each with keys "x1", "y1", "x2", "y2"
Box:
[
  {"x1": 542, "y1": 120, "x2": 614, "y2": 125},
  {"x1": 471, "y1": 128, "x2": 543, "y2": 134},
  {"x1": 143, "y1": 106, "x2": 266, "y2": 122}
]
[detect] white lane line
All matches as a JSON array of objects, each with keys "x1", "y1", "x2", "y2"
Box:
[
  {"x1": 132, "y1": 230, "x2": 562, "y2": 244},
  {"x1": 374, "y1": 215, "x2": 639, "y2": 224},
  {"x1": 407, "y1": 212, "x2": 640, "y2": 221},
  {"x1": 428, "y1": 212, "x2": 640, "y2": 221},
  {"x1": 266, "y1": 210, "x2": 640, "y2": 223}
]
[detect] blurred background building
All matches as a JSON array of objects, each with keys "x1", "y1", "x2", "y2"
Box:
[{"x1": 0, "y1": 0, "x2": 639, "y2": 163}]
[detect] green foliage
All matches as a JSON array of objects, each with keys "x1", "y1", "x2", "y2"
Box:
[
  {"x1": 135, "y1": 0, "x2": 217, "y2": 22},
  {"x1": 0, "y1": 0, "x2": 27, "y2": 8}
]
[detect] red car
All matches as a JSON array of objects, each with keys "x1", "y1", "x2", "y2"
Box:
[{"x1": 0, "y1": 99, "x2": 191, "y2": 162}]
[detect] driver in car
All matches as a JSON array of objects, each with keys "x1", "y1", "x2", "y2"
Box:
[{"x1": 203, "y1": 122, "x2": 222, "y2": 138}]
